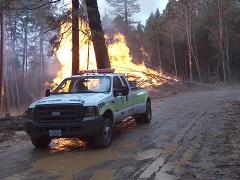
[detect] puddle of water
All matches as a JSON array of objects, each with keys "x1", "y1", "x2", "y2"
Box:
[
  {"x1": 135, "y1": 149, "x2": 162, "y2": 161},
  {"x1": 115, "y1": 140, "x2": 137, "y2": 150},
  {"x1": 28, "y1": 139, "x2": 128, "y2": 179},
  {"x1": 90, "y1": 169, "x2": 115, "y2": 180},
  {"x1": 50, "y1": 138, "x2": 86, "y2": 153},
  {"x1": 163, "y1": 144, "x2": 177, "y2": 155},
  {"x1": 29, "y1": 150, "x2": 122, "y2": 179}
]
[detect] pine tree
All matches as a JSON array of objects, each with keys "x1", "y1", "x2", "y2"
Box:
[{"x1": 106, "y1": 0, "x2": 140, "y2": 35}]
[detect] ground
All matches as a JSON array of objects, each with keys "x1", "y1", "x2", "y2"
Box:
[{"x1": 0, "y1": 85, "x2": 240, "y2": 179}]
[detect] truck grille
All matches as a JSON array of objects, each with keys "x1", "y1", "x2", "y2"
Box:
[{"x1": 34, "y1": 104, "x2": 83, "y2": 123}]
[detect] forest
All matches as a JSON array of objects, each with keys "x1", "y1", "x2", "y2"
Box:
[{"x1": 0, "y1": 0, "x2": 240, "y2": 115}]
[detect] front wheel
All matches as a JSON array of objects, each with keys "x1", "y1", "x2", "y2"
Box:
[
  {"x1": 30, "y1": 137, "x2": 51, "y2": 148},
  {"x1": 95, "y1": 118, "x2": 113, "y2": 148},
  {"x1": 135, "y1": 101, "x2": 152, "y2": 123}
]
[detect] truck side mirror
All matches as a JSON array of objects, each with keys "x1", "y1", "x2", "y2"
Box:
[
  {"x1": 122, "y1": 86, "x2": 129, "y2": 96},
  {"x1": 113, "y1": 89, "x2": 120, "y2": 97},
  {"x1": 45, "y1": 89, "x2": 51, "y2": 97},
  {"x1": 113, "y1": 86, "x2": 129, "y2": 97}
]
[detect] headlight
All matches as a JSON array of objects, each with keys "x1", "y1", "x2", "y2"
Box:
[
  {"x1": 84, "y1": 106, "x2": 98, "y2": 117},
  {"x1": 27, "y1": 108, "x2": 35, "y2": 118}
]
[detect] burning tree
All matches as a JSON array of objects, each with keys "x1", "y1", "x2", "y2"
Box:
[
  {"x1": 71, "y1": 0, "x2": 111, "y2": 74},
  {"x1": 71, "y1": 0, "x2": 80, "y2": 75},
  {"x1": 85, "y1": 0, "x2": 111, "y2": 69}
]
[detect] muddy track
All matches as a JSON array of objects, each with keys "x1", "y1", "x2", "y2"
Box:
[{"x1": 0, "y1": 85, "x2": 240, "y2": 179}]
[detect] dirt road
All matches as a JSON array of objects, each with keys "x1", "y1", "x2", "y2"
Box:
[{"x1": 0, "y1": 85, "x2": 240, "y2": 179}]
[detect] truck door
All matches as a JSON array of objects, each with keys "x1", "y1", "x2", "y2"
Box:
[
  {"x1": 113, "y1": 76, "x2": 127, "y2": 122},
  {"x1": 120, "y1": 76, "x2": 134, "y2": 117}
]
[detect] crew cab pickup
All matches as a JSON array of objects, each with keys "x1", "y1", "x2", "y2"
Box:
[{"x1": 25, "y1": 69, "x2": 152, "y2": 148}]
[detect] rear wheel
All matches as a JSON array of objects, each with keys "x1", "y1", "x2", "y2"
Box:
[
  {"x1": 135, "y1": 101, "x2": 152, "y2": 123},
  {"x1": 30, "y1": 137, "x2": 51, "y2": 148},
  {"x1": 95, "y1": 118, "x2": 113, "y2": 148}
]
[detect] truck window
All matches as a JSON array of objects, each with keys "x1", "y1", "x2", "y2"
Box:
[
  {"x1": 120, "y1": 76, "x2": 130, "y2": 92},
  {"x1": 54, "y1": 76, "x2": 111, "y2": 94},
  {"x1": 113, "y1": 76, "x2": 123, "y2": 89},
  {"x1": 120, "y1": 76, "x2": 128, "y2": 86}
]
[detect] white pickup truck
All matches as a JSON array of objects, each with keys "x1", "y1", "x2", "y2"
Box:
[{"x1": 25, "y1": 69, "x2": 152, "y2": 148}]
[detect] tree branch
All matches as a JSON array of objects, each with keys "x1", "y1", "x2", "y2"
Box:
[{"x1": 9, "y1": 0, "x2": 62, "y2": 11}]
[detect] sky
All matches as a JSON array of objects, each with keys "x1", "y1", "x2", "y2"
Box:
[{"x1": 98, "y1": 0, "x2": 169, "y2": 24}]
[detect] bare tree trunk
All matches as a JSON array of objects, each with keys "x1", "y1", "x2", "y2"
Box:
[
  {"x1": 22, "y1": 18, "x2": 28, "y2": 82},
  {"x1": 85, "y1": 0, "x2": 111, "y2": 69},
  {"x1": 87, "y1": 40, "x2": 90, "y2": 70},
  {"x1": 10, "y1": 65, "x2": 16, "y2": 113},
  {"x1": 124, "y1": 0, "x2": 129, "y2": 36},
  {"x1": 185, "y1": 55, "x2": 188, "y2": 80},
  {"x1": 185, "y1": 6, "x2": 193, "y2": 81},
  {"x1": 40, "y1": 27, "x2": 44, "y2": 84},
  {"x1": 13, "y1": 64, "x2": 20, "y2": 109},
  {"x1": 170, "y1": 31, "x2": 177, "y2": 77},
  {"x1": 72, "y1": 0, "x2": 80, "y2": 75},
  {"x1": 217, "y1": 0, "x2": 227, "y2": 83},
  {"x1": 157, "y1": 38, "x2": 162, "y2": 72},
  {"x1": 11, "y1": 16, "x2": 20, "y2": 110},
  {"x1": 225, "y1": 25, "x2": 231, "y2": 81},
  {"x1": 192, "y1": 27, "x2": 202, "y2": 82},
  {"x1": 0, "y1": 11, "x2": 5, "y2": 116},
  {"x1": 208, "y1": 60, "x2": 211, "y2": 82},
  {"x1": 13, "y1": 18, "x2": 20, "y2": 109},
  {"x1": 4, "y1": 66, "x2": 10, "y2": 114},
  {"x1": 217, "y1": 57, "x2": 220, "y2": 81}
]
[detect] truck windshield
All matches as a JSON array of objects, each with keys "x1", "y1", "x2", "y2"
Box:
[{"x1": 53, "y1": 76, "x2": 111, "y2": 94}]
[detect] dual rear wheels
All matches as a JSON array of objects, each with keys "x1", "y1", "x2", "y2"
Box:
[
  {"x1": 91, "y1": 101, "x2": 152, "y2": 148},
  {"x1": 135, "y1": 101, "x2": 152, "y2": 124}
]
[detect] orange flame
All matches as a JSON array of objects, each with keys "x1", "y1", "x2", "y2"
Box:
[{"x1": 53, "y1": 20, "x2": 178, "y2": 89}]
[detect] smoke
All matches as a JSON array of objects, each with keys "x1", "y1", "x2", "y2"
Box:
[
  {"x1": 135, "y1": 0, "x2": 168, "y2": 23},
  {"x1": 98, "y1": 0, "x2": 168, "y2": 24}
]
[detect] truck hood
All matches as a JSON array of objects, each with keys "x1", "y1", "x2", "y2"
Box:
[{"x1": 28, "y1": 93, "x2": 109, "y2": 108}]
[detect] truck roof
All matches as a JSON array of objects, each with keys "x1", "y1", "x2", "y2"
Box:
[
  {"x1": 70, "y1": 69, "x2": 125, "y2": 78},
  {"x1": 71, "y1": 73, "x2": 124, "y2": 78}
]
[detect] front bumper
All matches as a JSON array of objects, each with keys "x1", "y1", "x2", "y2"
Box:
[{"x1": 25, "y1": 117, "x2": 103, "y2": 138}]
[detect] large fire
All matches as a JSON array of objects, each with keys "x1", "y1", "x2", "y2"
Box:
[{"x1": 53, "y1": 20, "x2": 178, "y2": 90}]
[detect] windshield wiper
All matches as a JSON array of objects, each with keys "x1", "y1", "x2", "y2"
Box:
[
  {"x1": 74, "y1": 91, "x2": 105, "y2": 93},
  {"x1": 53, "y1": 91, "x2": 109, "y2": 95}
]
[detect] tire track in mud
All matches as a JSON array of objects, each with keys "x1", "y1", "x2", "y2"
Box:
[
  {"x1": 134, "y1": 87, "x2": 240, "y2": 179},
  {"x1": 135, "y1": 111, "x2": 207, "y2": 179},
  {"x1": 219, "y1": 101, "x2": 240, "y2": 179},
  {"x1": 178, "y1": 100, "x2": 240, "y2": 180}
]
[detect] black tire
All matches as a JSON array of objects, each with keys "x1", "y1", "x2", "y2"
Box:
[
  {"x1": 135, "y1": 101, "x2": 152, "y2": 124},
  {"x1": 86, "y1": 137, "x2": 97, "y2": 148},
  {"x1": 95, "y1": 118, "x2": 113, "y2": 148},
  {"x1": 30, "y1": 137, "x2": 51, "y2": 148}
]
